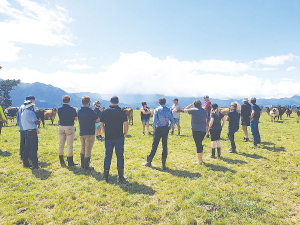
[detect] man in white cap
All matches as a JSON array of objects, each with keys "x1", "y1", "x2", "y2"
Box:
[
  {"x1": 241, "y1": 98, "x2": 251, "y2": 142},
  {"x1": 170, "y1": 98, "x2": 183, "y2": 135}
]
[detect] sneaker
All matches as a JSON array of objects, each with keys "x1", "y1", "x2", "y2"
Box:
[
  {"x1": 148, "y1": 132, "x2": 152, "y2": 135},
  {"x1": 96, "y1": 135, "x2": 101, "y2": 141},
  {"x1": 242, "y1": 137, "x2": 249, "y2": 142},
  {"x1": 228, "y1": 148, "x2": 237, "y2": 153},
  {"x1": 193, "y1": 161, "x2": 203, "y2": 165},
  {"x1": 142, "y1": 132, "x2": 145, "y2": 136}
]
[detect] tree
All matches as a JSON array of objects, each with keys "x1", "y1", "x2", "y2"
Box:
[{"x1": 0, "y1": 79, "x2": 21, "y2": 108}]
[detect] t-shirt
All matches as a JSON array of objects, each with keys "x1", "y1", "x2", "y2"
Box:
[
  {"x1": 251, "y1": 104, "x2": 261, "y2": 121},
  {"x1": 94, "y1": 107, "x2": 102, "y2": 119},
  {"x1": 203, "y1": 101, "x2": 212, "y2": 118},
  {"x1": 140, "y1": 107, "x2": 151, "y2": 120},
  {"x1": 241, "y1": 102, "x2": 251, "y2": 121},
  {"x1": 77, "y1": 107, "x2": 99, "y2": 136},
  {"x1": 100, "y1": 105, "x2": 128, "y2": 140},
  {"x1": 227, "y1": 109, "x2": 240, "y2": 132},
  {"x1": 187, "y1": 107, "x2": 208, "y2": 132},
  {"x1": 58, "y1": 104, "x2": 77, "y2": 126},
  {"x1": 171, "y1": 104, "x2": 182, "y2": 119},
  {"x1": 210, "y1": 111, "x2": 224, "y2": 130}
]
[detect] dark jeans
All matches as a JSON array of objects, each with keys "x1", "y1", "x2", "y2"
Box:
[
  {"x1": 104, "y1": 138, "x2": 124, "y2": 170},
  {"x1": 148, "y1": 126, "x2": 169, "y2": 159},
  {"x1": 192, "y1": 131, "x2": 206, "y2": 153},
  {"x1": 250, "y1": 120, "x2": 260, "y2": 141},
  {"x1": 24, "y1": 130, "x2": 38, "y2": 164},
  {"x1": 19, "y1": 131, "x2": 26, "y2": 159},
  {"x1": 227, "y1": 129, "x2": 237, "y2": 150}
]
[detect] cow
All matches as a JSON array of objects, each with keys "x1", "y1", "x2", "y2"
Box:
[
  {"x1": 4, "y1": 107, "x2": 19, "y2": 124},
  {"x1": 269, "y1": 108, "x2": 279, "y2": 122},
  {"x1": 150, "y1": 109, "x2": 154, "y2": 118},
  {"x1": 277, "y1": 106, "x2": 285, "y2": 120},
  {"x1": 285, "y1": 108, "x2": 292, "y2": 117},
  {"x1": 219, "y1": 108, "x2": 230, "y2": 116},
  {"x1": 297, "y1": 107, "x2": 300, "y2": 117},
  {"x1": 44, "y1": 108, "x2": 57, "y2": 124},
  {"x1": 124, "y1": 108, "x2": 133, "y2": 125},
  {"x1": 266, "y1": 107, "x2": 271, "y2": 116},
  {"x1": 35, "y1": 109, "x2": 45, "y2": 127}
]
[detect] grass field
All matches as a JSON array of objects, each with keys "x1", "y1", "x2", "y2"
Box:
[{"x1": 0, "y1": 110, "x2": 300, "y2": 224}]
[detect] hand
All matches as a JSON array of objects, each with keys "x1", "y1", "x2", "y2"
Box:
[
  {"x1": 37, "y1": 130, "x2": 40, "y2": 134},
  {"x1": 124, "y1": 133, "x2": 127, "y2": 138}
]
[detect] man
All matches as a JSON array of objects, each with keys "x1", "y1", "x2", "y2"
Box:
[
  {"x1": 21, "y1": 100, "x2": 40, "y2": 169},
  {"x1": 77, "y1": 96, "x2": 100, "y2": 171},
  {"x1": 241, "y1": 98, "x2": 251, "y2": 142},
  {"x1": 202, "y1": 95, "x2": 211, "y2": 138},
  {"x1": 17, "y1": 95, "x2": 35, "y2": 160},
  {"x1": 0, "y1": 96, "x2": 7, "y2": 136},
  {"x1": 57, "y1": 95, "x2": 78, "y2": 166},
  {"x1": 143, "y1": 97, "x2": 175, "y2": 170},
  {"x1": 250, "y1": 98, "x2": 262, "y2": 146},
  {"x1": 226, "y1": 102, "x2": 240, "y2": 153},
  {"x1": 100, "y1": 96, "x2": 128, "y2": 183},
  {"x1": 170, "y1": 98, "x2": 183, "y2": 135}
]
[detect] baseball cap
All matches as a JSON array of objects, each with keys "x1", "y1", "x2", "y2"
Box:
[
  {"x1": 110, "y1": 96, "x2": 119, "y2": 104},
  {"x1": 243, "y1": 98, "x2": 248, "y2": 102},
  {"x1": 204, "y1": 95, "x2": 209, "y2": 99},
  {"x1": 26, "y1": 95, "x2": 35, "y2": 100}
]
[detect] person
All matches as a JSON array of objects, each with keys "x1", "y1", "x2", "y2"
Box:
[
  {"x1": 100, "y1": 96, "x2": 128, "y2": 183},
  {"x1": 184, "y1": 100, "x2": 208, "y2": 164},
  {"x1": 226, "y1": 102, "x2": 240, "y2": 153},
  {"x1": 143, "y1": 97, "x2": 175, "y2": 170},
  {"x1": 0, "y1": 96, "x2": 7, "y2": 135},
  {"x1": 21, "y1": 100, "x2": 40, "y2": 169},
  {"x1": 93, "y1": 101, "x2": 103, "y2": 141},
  {"x1": 140, "y1": 102, "x2": 152, "y2": 136},
  {"x1": 208, "y1": 104, "x2": 225, "y2": 158},
  {"x1": 241, "y1": 98, "x2": 251, "y2": 142},
  {"x1": 202, "y1": 95, "x2": 212, "y2": 138},
  {"x1": 57, "y1": 95, "x2": 78, "y2": 166},
  {"x1": 77, "y1": 96, "x2": 100, "y2": 171},
  {"x1": 250, "y1": 98, "x2": 262, "y2": 146},
  {"x1": 170, "y1": 98, "x2": 183, "y2": 135},
  {"x1": 16, "y1": 95, "x2": 35, "y2": 160}
]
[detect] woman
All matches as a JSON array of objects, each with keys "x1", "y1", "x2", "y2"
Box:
[
  {"x1": 140, "y1": 102, "x2": 152, "y2": 135},
  {"x1": 184, "y1": 99, "x2": 208, "y2": 164},
  {"x1": 226, "y1": 102, "x2": 240, "y2": 153},
  {"x1": 208, "y1": 104, "x2": 225, "y2": 158},
  {"x1": 93, "y1": 101, "x2": 103, "y2": 141}
]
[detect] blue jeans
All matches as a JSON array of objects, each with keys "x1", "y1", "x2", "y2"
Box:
[
  {"x1": 24, "y1": 130, "x2": 38, "y2": 165},
  {"x1": 104, "y1": 138, "x2": 124, "y2": 170},
  {"x1": 250, "y1": 120, "x2": 260, "y2": 141},
  {"x1": 149, "y1": 126, "x2": 169, "y2": 159},
  {"x1": 227, "y1": 129, "x2": 237, "y2": 150}
]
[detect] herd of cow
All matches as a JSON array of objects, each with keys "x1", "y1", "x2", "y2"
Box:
[{"x1": 265, "y1": 106, "x2": 299, "y2": 122}]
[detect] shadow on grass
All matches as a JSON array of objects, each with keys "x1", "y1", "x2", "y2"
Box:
[
  {"x1": 31, "y1": 168, "x2": 52, "y2": 180},
  {"x1": 240, "y1": 152, "x2": 268, "y2": 160},
  {"x1": 118, "y1": 180, "x2": 156, "y2": 195},
  {"x1": 220, "y1": 157, "x2": 247, "y2": 164},
  {"x1": 262, "y1": 145, "x2": 285, "y2": 152},
  {"x1": 204, "y1": 163, "x2": 236, "y2": 173},
  {"x1": 261, "y1": 141, "x2": 275, "y2": 145},
  {"x1": 0, "y1": 150, "x2": 11, "y2": 157},
  {"x1": 39, "y1": 161, "x2": 51, "y2": 168},
  {"x1": 152, "y1": 167, "x2": 201, "y2": 178},
  {"x1": 125, "y1": 134, "x2": 132, "y2": 138}
]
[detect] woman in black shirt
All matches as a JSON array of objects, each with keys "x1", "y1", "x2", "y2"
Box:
[{"x1": 140, "y1": 102, "x2": 152, "y2": 136}]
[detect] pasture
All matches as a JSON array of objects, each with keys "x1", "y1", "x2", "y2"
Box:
[{"x1": 0, "y1": 110, "x2": 299, "y2": 224}]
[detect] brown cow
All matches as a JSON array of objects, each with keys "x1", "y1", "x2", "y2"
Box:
[
  {"x1": 285, "y1": 108, "x2": 292, "y2": 117},
  {"x1": 44, "y1": 108, "x2": 57, "y2": 124},
  {"x1": 124, "y1": 108, "x2": 133, "y2": 125},
  {"x1": 219, "y1": 108, "x2": 230, "y2": 116}
]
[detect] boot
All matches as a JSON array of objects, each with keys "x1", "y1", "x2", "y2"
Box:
[
  {"x1": 101, "y1": 170, "x2": 109, "y2": 183},
  {"x1": 210, "y1": 148, "x2": 216, "y2": 158},
  {"x1": 59, "y1": 155, "x2": 66, "y2": 166},
  {"x1": 118, "y1": 170, "x2": 127, "y2": 183},
  {"x1": 23, "y1": 159, "x2": 32, "y2": 168},
  {"x1": 84, "y1": 157, "x2": 94, "y2": 171},
  {"x1": 32, "y1": 159, "x2": 39, "y2": 169},
  {"x1": 162, "y1": 158, "x2": 167, "y2": 170},
  {"x1": 80, "y1": 154, "x2": 85, "y2": 169},
  {"x1": 142, "y1": 156, "x2": 152, "y2": 167},
  {"x1": 217, "y1": 147, "x2": 221, "y2": 158},
  {"x1": 67, "y1": 156, "x2": 78, "y2": 167},
  {"x1": 253, "y1": 140, "x2": 258, "y2": 147},
  {"x1": 228, "y1": 147, "x2": 237, "y2": 153}
]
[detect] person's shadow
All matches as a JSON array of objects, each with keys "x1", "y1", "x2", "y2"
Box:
[
  {"x1": 0, "y1": 150, "x2": 11, "y2": 157},
  {"x1": 204, "y1": 163, "x2": 236, "y2": 173},
  {"x1": 31, "y1": 168, "x2": 52, "y2": 180},
  {"x1": 240, "y1": 152, "x2": 268, "y2": 160},
  {"x1": 219, "y1": 157, "x2": 247, "y2": 165},
  {"x1": 152, "y1": 167, "x2": 201, "y2": 178}
]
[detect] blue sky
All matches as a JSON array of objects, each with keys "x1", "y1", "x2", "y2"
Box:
[{"x1": 0, "y1": 0, "x2": 299, "y2": 99}]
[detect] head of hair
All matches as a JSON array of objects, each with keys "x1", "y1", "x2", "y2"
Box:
[
  {"x1": 211, "y1": 103, "x2": 220, "y2": 116},
  {"x1": 62, "y1": 95, "x2": 70, "y2": 103},
  {"x1": 110, "y1": 96, "x2": 119, "y2": 104},
  {"x1": 194, "y1": 99, "x2": 202, "y2": 108},
  {"x1": 82, "y1": 96, "x2": 90, "y2": 105},
  {"x1": 231, "y1": 102, "x2": 237, "y2": 109},
  {"x1": 142, "y1": 102, "x2": 147, "y2": 106},
  {"x1": 250, "y1": 97, "x2": 256, "y2": 104},
  {"x1": 158, "y1": 97, "x2": 166, "y2": 105}
]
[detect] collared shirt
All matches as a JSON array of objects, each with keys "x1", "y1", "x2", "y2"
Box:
[
  {"x1": 17, "y1": 105, "x2": 35, "y2": 131},
  {"x1": 78, "y1": 107, "x2": 99, "y2": 136},
  {"x1": 171, "y1": 104, "x2": 182, "y2": 119},
  {"x1": 58, "y1": 104, "x2": 77, "y2": 126},
  {"x1": 251, "y1": 104, "x2": 261, "y2": 121},
  {"x1": 228, "y1": 109, "x2": 240, "y2": 132},
  {"x1": 187, "y1": 107, "x2": 208, "y2": 132},
  {"x1": 100, "y1": 105, "x2": 127, "y2": 140},
  {"x1": 152, "y1": 105, "x2": 175, "y2": 132},
  {"x1": 21, "y1": 108, "x2": 38, "y2": 131}
]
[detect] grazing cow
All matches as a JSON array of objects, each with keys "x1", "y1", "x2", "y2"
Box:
[
  {"x1": 285, "y1": 108, "x2": 292, "y2": 117},
  {"x1": 277, "y1": 106, "x2": 285, "y2": 120},
  {"x1": 44, "y1": 108, "x2": 57, "y2": 124},
  {"x1": 4, "y1": 107, "x2": 19, "y2": 123},
  {"x1": 35, "y1": 109, "x2": 45, "y2": 127},
  {"x1": 124, "y1": 108, "x2": 133, "y2": 125},
  {"x1": 269, "y1": 108, "x2": 279, "y2": 122}
]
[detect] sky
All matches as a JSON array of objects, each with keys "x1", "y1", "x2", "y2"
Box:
[{"x1": 0, "y1": 0, "x2": 300, "y2": 99}]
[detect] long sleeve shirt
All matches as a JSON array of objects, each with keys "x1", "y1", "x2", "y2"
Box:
[{"x1": 152, "y1": 105, "x2": 175, "y2": 132}]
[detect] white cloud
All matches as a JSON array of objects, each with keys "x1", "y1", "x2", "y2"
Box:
[
  {"x1": 258, "y1": 68, "x2": 278, "y2": 71},
  {"x1": 90, "y1": 57, "x2": 97, "y2": 60},
  {"x1": 0, "y1": 0, "x2": 75, "y2": 62},
  {"x1": 286, "y1": 66, "x2": 296, "y2": 71},
  {"x1": 61, "y1": 59, "x2": 77, "y2": 64},
  {"x1": 66, "y1": 64, "x2": 92, "y2": 70},
  {"x1": 254, "y1": 54, "x2": 299, "y2": 66}
]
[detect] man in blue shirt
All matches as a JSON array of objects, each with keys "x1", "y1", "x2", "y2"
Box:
[
  {"x1": 250, "y1": 98, "x2": 262, "y2": 146},
  {"x1": 143, "y1": 97, "x2": 175, "y2": 170},
  {"x1": 21, "y1": 100, "x2": 40, "y2": 169},
  {"x1": 226, "y1": 102, "x2": 240, "y2": 153},
  {"x1": 100, "y1": 96, "x2": 128, "y2": 183},
  {"x1": 57, "y1": 95, "x2": 78, "y2": 166},
  {"x1": 17, "y1": 95, "x2": 35, "y2": 160},
  {"x1": 77, "y1": 96, "x2": 100, "y2": 171}
]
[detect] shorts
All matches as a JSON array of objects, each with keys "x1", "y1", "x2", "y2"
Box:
[
  {"x1": 210, "y1": 129, "x2": 221, "y2": 141},
  {"x1": 95, "y1": 123, "x2": 100, "y2": 130},
  {"x1": 141, "y1": 119, "x2": 149, "y2": 123},
  {"x1": 174, "y1": 118, "x2": 180, "y2": 126},
  {"x1": 241, "y1": 118, "x2": 250, "y2": 126}
]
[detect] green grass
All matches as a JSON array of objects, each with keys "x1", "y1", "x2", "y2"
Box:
[{"x1": 0, "y1": 111, "x2": 300, "y2": 224}]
